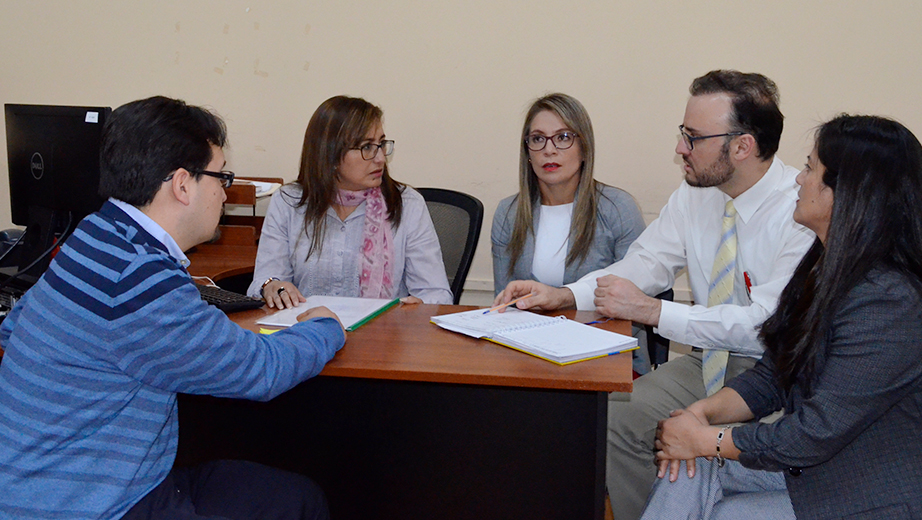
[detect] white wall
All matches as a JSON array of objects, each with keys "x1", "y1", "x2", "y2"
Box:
[{"x1": 3, "y1": 0, "x2": 922, "y2": 292}]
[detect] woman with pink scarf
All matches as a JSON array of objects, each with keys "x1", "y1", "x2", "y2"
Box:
[{"x1": 247, "y1": 96, "x2": 452, "y2": 308}]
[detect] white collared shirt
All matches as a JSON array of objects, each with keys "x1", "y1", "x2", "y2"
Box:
[
  {"x1": 566, "y1": 157, "x2": 815, "y2": 357},
  {"x1": 246, "y1": 185, "x2": 452, "y2": 304}
]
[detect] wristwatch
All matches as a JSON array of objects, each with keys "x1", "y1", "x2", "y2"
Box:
[{"x1": 260, "y1": 277, "x2": 280, "y2": 297}]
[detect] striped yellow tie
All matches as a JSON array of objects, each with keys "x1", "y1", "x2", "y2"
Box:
[{"x1": 702, "y1": 200, "x2": 736, "y2": 396}]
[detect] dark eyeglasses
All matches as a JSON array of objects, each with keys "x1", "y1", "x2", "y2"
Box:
[
  {"x1": 164, "y1": 169, "x2": 236, "y2": 188},
  {"x1": 193, "y1": 170, "x2": 235, "y2": 188},
  {"x1": 524, "y1": 132, "x2": 579, "y2": 152},
  {"x1": 352, "y1": 140, "x2": 395, "y2": 161},
  {"x1": 679, "y1": 125, "x2": 744, "y2": 151}
]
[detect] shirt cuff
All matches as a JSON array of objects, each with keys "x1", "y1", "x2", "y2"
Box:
[
  {"x1": 655, "y1": 299, "x2": 690, "y2": 344},
  {"x1": 565, "y1": 280, "x2": 596, "y2": 311}
]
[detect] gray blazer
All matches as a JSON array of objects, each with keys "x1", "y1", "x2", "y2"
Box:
[
  {"x1": 491, "y1": 184, "x2": 645, "y2": 295},
  {"x1": 728, "y1": 269, "x2": 922, "y2": 519}
]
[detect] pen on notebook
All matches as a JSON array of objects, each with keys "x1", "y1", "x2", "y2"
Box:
[{"x1": 483, "y1": 292, "x2": 535, "y2": 314}]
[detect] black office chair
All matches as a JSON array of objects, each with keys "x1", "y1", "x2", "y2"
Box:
[
  {"x1": 416, "y1": 188, "x2": 484, "y2": 305},
  {"x1": 645, "y1": 289, "x2": 675, "y2": 368}
]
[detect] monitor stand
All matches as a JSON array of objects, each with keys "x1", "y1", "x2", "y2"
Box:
[{"x1": 11, "y1": 206, "x2": 72, "y2": 282}]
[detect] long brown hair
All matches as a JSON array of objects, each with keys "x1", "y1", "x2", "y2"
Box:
[
  {"x1": 294, "y1": 95, "x2": 404, "y2": 259},
  {"x1": 505, "y1": 93, "x2": 600, "y2": 276}
]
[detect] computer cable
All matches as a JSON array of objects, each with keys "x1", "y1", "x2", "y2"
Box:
[
  {"x1": 0, "y1": 227, "x2": 28, "y2": 265},
  {"x1": 0, "y1": 213, "x2": 73, "y2": 293}
]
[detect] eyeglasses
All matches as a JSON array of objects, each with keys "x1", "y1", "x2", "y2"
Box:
[
  {"x1": 678, "y1": 125, "x2": 744, "y2": 151},
  {"x1": 163, "y1": 169, "x2": 235, "y2": 188},
  {"x1": 525, "y1": 132, "x2": 579, "y2": 152},
  {"x1": 352, "y1": 140, "x2": 395, "y2": 161},
  {"x1": 192, "y1": 170, "x2": 235, "y2": 188}
]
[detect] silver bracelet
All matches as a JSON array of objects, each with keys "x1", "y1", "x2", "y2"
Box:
[{"x1": 716, "y1": 426, "x2": 732, "y2": 467}]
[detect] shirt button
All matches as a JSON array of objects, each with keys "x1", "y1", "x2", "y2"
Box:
[
  {"x1": 788, "y1": 467, "x2": 802, "y2": 477},
  {"x1": 338, "y1": 251, "x2": 343, "y2": 256},
  {"x1": 341, "y1": 226, "x2": 346, "y2": 231}
]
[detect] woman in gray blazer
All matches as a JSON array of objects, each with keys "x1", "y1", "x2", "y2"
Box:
[
  {"x1": 491, "y1": 93, "x2": 645, "y2": 296},
  {"x1": 643, "y1": 114, "x2": 922, "y2": 519}
]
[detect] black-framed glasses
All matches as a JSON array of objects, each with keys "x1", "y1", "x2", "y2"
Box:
[
  {"x1": 679, "y1": 125, "x2": 744, "y2": 151},
  {"x1": 352, "y1": 140, "x2": 395, "y2": 161},
  {"x1": 165, "y1": 169, "x2": 235, "y2": 188},
  {"x1": 525, "y1": 132, "x2": 579, "y2": 152},
  {"x1": 192, "y1": 170, "x2": 235, "y2": 188}
]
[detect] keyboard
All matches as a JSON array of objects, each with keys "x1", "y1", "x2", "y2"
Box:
[
  {"x1": 196, "y1": 283, "x2": 265, "y2": 313},
  {"x1": 0, "y1": 286, "x2": 24, "y2": 310}
]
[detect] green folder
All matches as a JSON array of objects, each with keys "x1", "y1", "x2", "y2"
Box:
[{"x1": 346, "y1": 297, "x2": 399, "y2": 331}]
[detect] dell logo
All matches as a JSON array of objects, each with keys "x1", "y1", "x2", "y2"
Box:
[{"x1": 30, "y1": 152, "x2": 44, "y2": 180}]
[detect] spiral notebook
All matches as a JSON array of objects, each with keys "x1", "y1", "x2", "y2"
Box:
[{"x1": 431, "y1": 308, "x2": 638, "y2": 365}]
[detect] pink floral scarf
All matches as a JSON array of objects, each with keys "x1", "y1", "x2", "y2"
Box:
[{"x1": 335, "y1": 187, "x2": 394, "y2": 298}]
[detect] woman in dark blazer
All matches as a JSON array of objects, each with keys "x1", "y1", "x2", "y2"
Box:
[{"x1": 642, "y1": 114, "x2": 922, "y2": 520}]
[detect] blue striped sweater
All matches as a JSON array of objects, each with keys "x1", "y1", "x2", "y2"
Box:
[{"x1": 0, "y1": 202, "x2": 345, "y2": 519}]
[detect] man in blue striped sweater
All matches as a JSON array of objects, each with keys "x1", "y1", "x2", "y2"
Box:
[{"x1": 0, "y1": 96, "x2": 346, "y2": 519}]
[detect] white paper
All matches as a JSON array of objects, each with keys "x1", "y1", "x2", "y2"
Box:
[
  {"x1": 430, "y1": 307, "x2": 559, "y2": 337},
  {"x1": 236, "y1": 180, "x2": 281, "y2": 197},
  {"x1": 431, "y1": 307, "x2": 637, "y2": 364},
  {"x1": 256, "y1": 295, "x2": 395, "y2": 329}
]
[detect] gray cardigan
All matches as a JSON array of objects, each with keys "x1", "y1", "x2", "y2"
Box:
[{"x1": 491, "y1": 184, "x2": 645, "y2": 295}]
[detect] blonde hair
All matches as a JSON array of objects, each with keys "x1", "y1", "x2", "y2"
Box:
[{"x1": 505, "y1": 93, "x2": 599, "y2": 275}]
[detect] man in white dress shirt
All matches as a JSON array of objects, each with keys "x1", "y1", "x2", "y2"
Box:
[{"x1": 494, "y1": 70, "x2": 815, "y2": 519}]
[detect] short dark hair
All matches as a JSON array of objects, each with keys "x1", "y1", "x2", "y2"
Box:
[
  {"x1": 690, "y1": 70, "x2": 783, "y2": 159},
  {"x1": 99, "y1": 96, "x2": 227, "y2": 206}
]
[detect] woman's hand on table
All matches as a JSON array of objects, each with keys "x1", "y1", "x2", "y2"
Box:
[{"x1": 263, "y1": 280, "x2": 307, "y2": 309}]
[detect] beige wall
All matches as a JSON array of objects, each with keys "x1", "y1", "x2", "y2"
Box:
[{"x1": 2, "y1": 0, "x2": 921, "y2": 291}]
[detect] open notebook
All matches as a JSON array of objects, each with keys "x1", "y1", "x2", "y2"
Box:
[
  {"x1": 431, "y1": 308, "x2": 637, "y2": 365},
  {"x1": 256, "y1": 295, "x2": 398, "y2": 331}
]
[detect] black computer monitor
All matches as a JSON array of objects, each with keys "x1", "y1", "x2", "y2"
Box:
[{"x1": 4, "y1": 104, "x2": 111, "y2": 281}]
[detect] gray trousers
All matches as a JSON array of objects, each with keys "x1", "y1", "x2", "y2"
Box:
[
  {"x1": 606, "y1": 351, "x2": 756, "y2": 520},
  {"x1": 639, "y1": 459, "x2": 793, "y2": 520}
]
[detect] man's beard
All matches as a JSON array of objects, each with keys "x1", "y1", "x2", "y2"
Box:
[
  {"x1": 685, "y1": 142, "x2": 734, "y2": 188},
  {"x1": 207, "y1": 225, "x2": 222, "y2": 243},
  {"x1": 206, "y1": 206, "x2": 225, "y2": 243}
]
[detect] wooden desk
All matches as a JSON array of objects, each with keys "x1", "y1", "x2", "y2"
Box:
[
  {"x1": 185, "y1": 243, "x2": 257, "y2": 282},
  {"x1": 178, "y1": 304, "x2": 632, "y2": 520}
]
